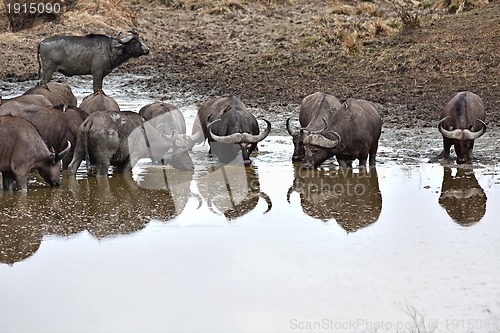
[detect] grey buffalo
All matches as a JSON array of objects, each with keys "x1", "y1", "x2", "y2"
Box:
[
  {"x1": 0, "y1": 116, "x2": 71, "y2": 191},
  {"x1": 191, "y1": 96, "x2": 271, "y2": 165},
  {"x1": 437, "y1": 91, "x2": 486, "y2": 164},
  {"x1": 37, "y1": 29, "x2": 149, "y2": 93},
  {"x1": 79, "y1": 91, "x2": 120, "y2": 114},
  {"x1": 286, "y1": 92, "x2": 343, "y2": 161},
  {"x1": 0, "y1": 103, "x2": 88, "y2": 169},
  {"x1": 68, "y1": 110, "x2": 193, "y2": 177},
  {"x1": 301, "y1": 98, "x2": 382, "y2": 169}
]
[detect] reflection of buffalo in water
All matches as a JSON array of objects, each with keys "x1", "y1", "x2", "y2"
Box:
[
  {"x1": 0, "y1": 192, "x2": 44, "y2": 265},
  {"x1": 196, "y1": 165, "x2": 272, "y2": 221},
  {"x1": 439, "y1": 167, "x2": 487, "y2": 226},
  {"x1": 287, "y1": 166, "x2": 382, "y2": 232},
  {"x1": 0, "y1": 168, "x2": 196, "y2": 264}
]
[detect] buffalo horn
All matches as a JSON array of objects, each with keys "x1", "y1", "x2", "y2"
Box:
[
  {"x1": 462, "y1": 119, "x2": 486, "y2": 140},
  {"x1": 303, "y1": 117, "x2": 328, "y2": 135},
  {"x1": 304, "y1": 133, "x2": 340, "y2": 149},
  {"x1": 128, "y1": 28, "x2": 138, "y2": 35},
  {"x1": 286, "y1": 117, "x2": 298, "y2": 136},
  {"x1": 438, "y1": 117, "x2": 486, "y2": 140},
  {"x1": 240, "y1": 118, "x2": 272, "y2": 143},
  {"x1": 57, "y1": 141, "x2": 72, "y2": 161},
  {"x1": 208, "y1": 118, "x2": 271, "y2": 144}
]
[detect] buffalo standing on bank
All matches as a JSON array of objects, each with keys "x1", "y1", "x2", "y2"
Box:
[
  {"x1": 437, "y1": 91, "x2": 486, "y2": 164},
  {"x1": 37, "y1": 29, "x2": 149, "y2": 93}
]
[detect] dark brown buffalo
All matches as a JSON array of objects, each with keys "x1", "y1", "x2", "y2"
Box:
[
  {"x1": 301, "y1": 98, "x2": 382, "y2": 169},
  {"x1": 196, "y1": 165, "x2": 272, "y2": 220},
  {"x1": 437, "y1": 91, "x2": 486, "y2": 164},
  {"x1": 0, "y1": 103, "x2": 88, "y2": 169},
  {"x1": 287, "y1": 166, "x2": 382, "y2": 232},
  {"x1": 23, "y1": 82, "x2": 77, "y2": 106},
  {"x1": 0, "y1": 116, "x2": 70, "y2": 191},
  {"x1": 191, "y1": 96, "x2": 271, "y2": 165},
  {"x1": 68, "y1": 110, "x2": 192, "y2": 176},
  {"x1": 0, "y1": 94, "x2": 52, "y2": 107},
  {"x1": 79, "y1": 91, "x2": 120, "y2": 114},
  {"x1": 438, "y1": 167, "x2": 487, "y2": 226},
  {"x1": 286, "y1": 92, "x2": 343, "y2": 161}
]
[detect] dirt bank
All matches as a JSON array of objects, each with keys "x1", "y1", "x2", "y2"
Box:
[{"x1": 0, "y1": 0, "x2": 499, "y2": 129}]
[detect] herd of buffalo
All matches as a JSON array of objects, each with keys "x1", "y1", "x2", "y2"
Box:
[{"x1": 0, "y1": 29, "x2": 489, "y2": 192}]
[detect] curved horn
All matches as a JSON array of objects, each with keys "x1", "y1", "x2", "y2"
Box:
[
  {"x1": 462, "y1": 119, "x2": 487, "y2": 140},
  {"x1": 56, "y1": 141, "x2": 72, "y2": 161},
  {"x1": 305, "y1": 117, "x2": 329, "y2": 135},
  {"x1": 187, "y1": 123, "x2": 205, "y2": 147},
  {"x1": 304, "y1": 133, "x2": 340, "y2": 149},
  {"x1": 240, "y1": 118, "x2": 272, "y2": 143},
  {"x1": 128, "y1": 28, "x2": 138, "y2": 35},
  {"x1": 286, "y1": 117, "x2": 299, "y2": 136},
  {"x1": 120, "y1": 35, "x2": 135, "y2": 43},
  {"x1": 113, "y1": 31, "x2": 122, "y2": 39},
  {"x1": 207, "y1": 118, "x2": 243, "y2": 143},
  {"x1": 438, "y1": 117, "x2": 463, "y2": 140}
]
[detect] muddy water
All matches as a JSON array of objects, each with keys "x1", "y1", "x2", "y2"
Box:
[{"x1": 1, "y1": 74, "x2": 500, "y2": 332}]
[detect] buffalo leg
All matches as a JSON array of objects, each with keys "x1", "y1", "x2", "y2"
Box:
[
  {"x1": 14, "y1": 173, "x2": 28, "y2": 192},
  {"x1": 442, "y1": 139, "x2": 452, "y2": 159},
  {"x1": 92, "y1": 71, "x2": 105, "y2": 93},
  {"x1": 38, "y1": 65, "x2": 55, "y2": 86},
  {"x1": 2, "y1": 171, "x2": 15, "y2": 191}
]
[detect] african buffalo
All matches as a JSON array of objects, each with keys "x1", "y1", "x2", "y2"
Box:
[
  {"x1": 79, "y1": 91, "x2": 120, "y2": 114},
  {"x1": 437, "y1": 91, "x2": 486, "y2": 164},
  {"x1": 196, "y1": 165, "x2": 272, "y2": 220},
  {"x1": 0, "y1": 116, "x2": 71, "y2": 191},
  {"x1": 23, "y1": 82, "x2": 77, "y2": 106},
  {"x1": 0, "y1": 103, "x2": 88, "y2": 169},
  {"x1": 301, "y1": 98, "x2": 382, "y2": 169},
  {"x1": 438, "y1": 167, "x2": 487, "y2": 226},
  {"x1": 191, "y1": 96, "x2": 271, "y2": 165},
  {"x1": 287, "y1": 166, "x2": 382, "y2": 232},
  {"x1": 38, "y1": 29, "x2": 149, "y2": 93},
  {"x1": 68, "y1": 110, "x2": 193, "y2": 176},
  {"x1": 286, "y1": 92, "x2": 343, "y2": 161},
  {"x1": 139, "y1": 102, "x2": 202, "y2": 151}
]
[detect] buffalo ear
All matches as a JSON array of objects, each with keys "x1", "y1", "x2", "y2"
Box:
[{"x1": 49, "y1": 153, "x2": 57, "y2": 166}]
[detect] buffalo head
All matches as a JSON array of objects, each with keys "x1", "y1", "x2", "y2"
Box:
[
  {"x1": 438, "y1": 117, "x2": 486, "y2": 164},
  {"x1": 301, "y1": 128, "x2": 342, "y2": 169},
  {"x1": 207, "y1": 117, "x2": 271, "y2": 165}
]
